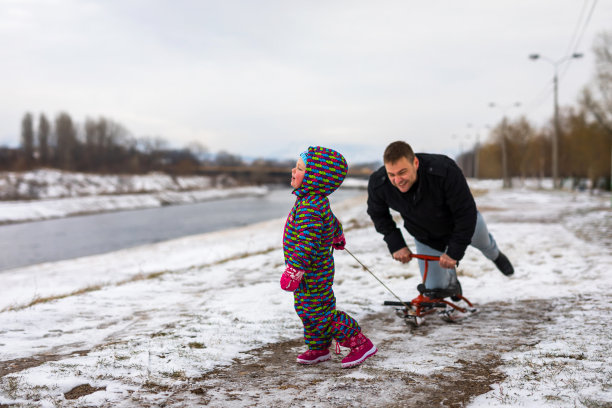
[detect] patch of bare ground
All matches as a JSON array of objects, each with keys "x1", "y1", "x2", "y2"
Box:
[
  {"x1": 0, "y1": 349, "x2": 89, "y2": 378},
  {"x1": 144, "y1": 298, "x2": 552, "y2": 407},
  {"x1": 64, "y1": 384, "x2": 106, "y2": 400}
]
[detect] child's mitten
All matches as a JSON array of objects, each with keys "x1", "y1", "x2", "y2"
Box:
[
  {"x1": 332, "y1": 233, "x2": 346, "y2": 250},
  {"x1": 280, "y1": 266, "x2": 305, "y2": 291}
]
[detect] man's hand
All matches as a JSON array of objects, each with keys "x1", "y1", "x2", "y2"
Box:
[
  {"x1": 439, "y1": 253, "x2": 457, "y2": 269},
  {"x1": 392, "y1": 247, "x2": 413, "y2": 263}
]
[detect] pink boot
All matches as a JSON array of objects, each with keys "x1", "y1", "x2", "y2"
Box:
[
  {"x1": 339, "y1": 333, "x2": 377, "y2": 368},
  {"x1": 296, "y1": 349, "x2": 331, "y2": 365}
]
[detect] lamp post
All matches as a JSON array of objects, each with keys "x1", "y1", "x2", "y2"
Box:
[
  {"x1": 529, "y1": 52, "x2": 583, "y2": 188},
  {"x1": 489, "y1": 102, "x2": 521, "y2": 188}
]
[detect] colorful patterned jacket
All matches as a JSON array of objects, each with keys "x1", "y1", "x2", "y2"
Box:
[{"x1": 283, "y1": 146, "x2": 347, "y2": 292}]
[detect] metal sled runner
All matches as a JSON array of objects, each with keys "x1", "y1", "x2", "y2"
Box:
[{"x1": 383, "y1": 254, "x2": 477, "y2": 326}]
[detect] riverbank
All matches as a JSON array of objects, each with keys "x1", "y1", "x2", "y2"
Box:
[
  {"x1": 0, "y1": 169, "x2": 368, "y2": 225},
  {"x1": 0, "y1": 169, "x2": 264, "y2": 224},
  {"x1": 0, "y1": 180, "x2": 611, "y2": 407}
]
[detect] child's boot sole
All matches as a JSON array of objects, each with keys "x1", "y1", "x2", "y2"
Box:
[
  {"x1": 297, "y1": 353, "x2": 331, "y2": 365},
  {"x1": 341, "y1": 346, "x2": 377, "y2": 369}
]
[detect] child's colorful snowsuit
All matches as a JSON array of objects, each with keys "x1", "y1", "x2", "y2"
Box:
[{"x1": 282, "y1": 146, "x2": 361, "y2": 350}]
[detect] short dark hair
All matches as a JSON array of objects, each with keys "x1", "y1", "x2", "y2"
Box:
[{"x1": 383, "y1": 141, "x2": 415, "y2": 163}]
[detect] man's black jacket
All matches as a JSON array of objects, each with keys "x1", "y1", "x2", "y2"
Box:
[{"x1": 367, "y1": 153, "x2": 477, "y2": 261}]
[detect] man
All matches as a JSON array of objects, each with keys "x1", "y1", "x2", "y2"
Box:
[{"x1": 367, "y1": 141, "x2": 514, "y2": 299}]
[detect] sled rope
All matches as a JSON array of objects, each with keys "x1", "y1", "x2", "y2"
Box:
[{"x1": 344, "y1": 248, "x2": 411, "y2": 309}]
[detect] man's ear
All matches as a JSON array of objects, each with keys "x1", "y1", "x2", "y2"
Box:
[{"x1": 413, "y1": 157, "x2": 419, "y2": 170}]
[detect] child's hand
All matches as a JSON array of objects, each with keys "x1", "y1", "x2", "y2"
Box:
[
  {"x1": 280, "y1": 266, "x2": 305, "y2": 291},
  {"x1": 332, "y1": 234, "x2": 346, "y2": 250}
]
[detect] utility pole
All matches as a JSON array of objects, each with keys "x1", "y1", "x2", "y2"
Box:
[
  {"x1": 489, "y1": 103, "x2": 521, "y2": 188},
  {"x1": 529, "y1": 53, "x2": 583, "y2": 188}
]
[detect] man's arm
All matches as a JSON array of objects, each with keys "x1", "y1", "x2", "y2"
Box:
[
  {"x1": 366, "y1": 175, "x2": 408, "y2": 255},
  {"x1": 443, "y1": 163, "x2": 477, "y2": 262}
]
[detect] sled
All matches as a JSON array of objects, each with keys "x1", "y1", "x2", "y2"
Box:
[{"x1": 383, "y1": 254, "x2": 478, "y2": 326}]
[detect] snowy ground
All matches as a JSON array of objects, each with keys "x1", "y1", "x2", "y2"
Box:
[{"x1": 0, "y1": 180, "x2": 611, "y2": 407}]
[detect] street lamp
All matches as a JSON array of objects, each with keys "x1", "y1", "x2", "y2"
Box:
[
  {"x1": 489, "y1": 102, "x2": 521, "y2": 188},
  {"x1": 529, "y1": 52, "x2": 583, "y2": 188}
]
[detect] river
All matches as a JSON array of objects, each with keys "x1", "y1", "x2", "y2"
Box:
[{"x1": 0, "y1": 187, "x2": 365, "y2": 272}]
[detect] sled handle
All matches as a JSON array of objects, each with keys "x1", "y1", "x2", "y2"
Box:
[
  {"x1": 409, "y1": 254, "x2": 440, "y2": 261},
  {"x1": 409, "y1": 254, "x2": 440, "y2": 285}
]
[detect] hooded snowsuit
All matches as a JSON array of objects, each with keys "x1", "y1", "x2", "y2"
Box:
[{"x1": 283, "y1": 146, "x2": 361, "y2": 350}]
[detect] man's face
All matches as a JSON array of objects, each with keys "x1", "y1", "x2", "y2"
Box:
[{"x1": 384, "y1": 156, "x2": 419, "y2": 193}]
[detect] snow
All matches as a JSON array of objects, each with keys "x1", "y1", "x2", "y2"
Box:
[
  {"x1": 0, "y1": 169, "x2": 369, "y2": 224},
  {"x1": 0, "y1": 186, "x2": 272, "y2": 224},
  {"x1": 0, "y1": 169, "x2": 273, "y2": 224},
  {"x1": 0, "y1": 177, "x2": 611, "y2": 407}
]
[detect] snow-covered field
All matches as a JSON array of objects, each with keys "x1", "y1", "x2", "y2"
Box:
[{"x1": 0, "y1": 179, "x2": 611, "y2": 407}]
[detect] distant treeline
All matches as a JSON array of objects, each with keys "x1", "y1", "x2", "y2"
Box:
[
  {"x1": 457, "y1": 108, "x2": 611, "y2": 189},
  {"x1": 0, "y1": 112, "x2": 300, "y2": 176},
  {"x1": 3, "y1": 104, "x2": 610, "y2": 188},
  {"x1": 2, "y1": 111, "x2": 377, "y2": 183}
]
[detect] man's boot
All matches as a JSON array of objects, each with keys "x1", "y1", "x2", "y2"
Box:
[{"x1": 494, "y1": 252, "x2": 514, "y2": 276}]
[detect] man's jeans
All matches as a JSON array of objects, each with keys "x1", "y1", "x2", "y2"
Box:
[{"x1": 414, "y1": 212, "x2": 499, "y2": 290}]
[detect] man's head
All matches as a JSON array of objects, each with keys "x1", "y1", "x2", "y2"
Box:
[{"x1": 383, "y1": 141, "x2": 419, "y2": 193}]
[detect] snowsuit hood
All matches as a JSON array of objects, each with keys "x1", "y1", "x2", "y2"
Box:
[{"x1": 294, "y1": 146, "x2": 347, "y2": 198}]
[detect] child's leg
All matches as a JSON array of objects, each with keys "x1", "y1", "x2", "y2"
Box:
[
  {"x1": 312, "y1": 288, "x2": 361, "y2": 343},
  {"x1": 329, "y1": 309, "x2": 361, "y2": 343},
  {"x1": 294, "y1": 290, "x2": 334, "y2": 350},
  {"x1": 295, "y1": 288, "x2": 362, "y2": 347}
]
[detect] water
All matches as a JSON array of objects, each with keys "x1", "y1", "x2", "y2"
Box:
[{"x1": 0, "y1": 187, "x2": 364, "y2": 271}]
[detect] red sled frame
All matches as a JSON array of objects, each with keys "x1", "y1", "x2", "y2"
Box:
[{"x1": 384, "y1": 254, "x2": 475, "y2": 323}]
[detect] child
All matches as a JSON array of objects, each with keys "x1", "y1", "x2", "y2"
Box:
[{"x1": 280, "y1": 146, "x2": 377, "y2": 368}]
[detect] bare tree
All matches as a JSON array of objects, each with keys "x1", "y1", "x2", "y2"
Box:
[
  {"x1": 83, "y1": 117, "x2": 98, "y2": 171},
  {"x1": 38, "y1": 113, "x2": 50, "y2": 165},
  {"x1": 21, "y1": 112, "x2": 35, "y2": 166},
  {"x1": 582, "y1": 31, "x2": 612, "y2": 135},
  {"x1": 505, "y1": 116, "x2": 536, "y2": 179},
  {"x1": 54, "y1": 112, "x2": 78, "y2": 170},
  {"x1": 215, "y1": 150, "x2": 243, "y2": 167},
  {"x1": 186, "y1": 141, "x2": 209, "y2": 163}
]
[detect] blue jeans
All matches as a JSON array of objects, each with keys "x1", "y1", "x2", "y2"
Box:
[{"x1": 414, "y1": 212, "x2": 499, "y2": 290}]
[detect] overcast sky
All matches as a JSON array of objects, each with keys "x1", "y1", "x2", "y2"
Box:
[{"x1": 1, "y1": 0, "x2": 611, "y2": 163}]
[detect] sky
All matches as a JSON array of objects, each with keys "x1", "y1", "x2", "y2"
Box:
[{"x1": 1, "y1": 0, "x2": 611, "y2": 163}]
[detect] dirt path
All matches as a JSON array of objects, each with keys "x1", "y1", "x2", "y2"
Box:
[{"x1": 135, "y1": 298, "x2": 552, "y2": 408}]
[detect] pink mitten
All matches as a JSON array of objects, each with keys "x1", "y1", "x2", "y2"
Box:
[
  {"x1": 280, "y1": 266, "x2": 305, "y2": 291},
  {"x1": 332, "y1": 234, "x2": 346, "y2": 250}
]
